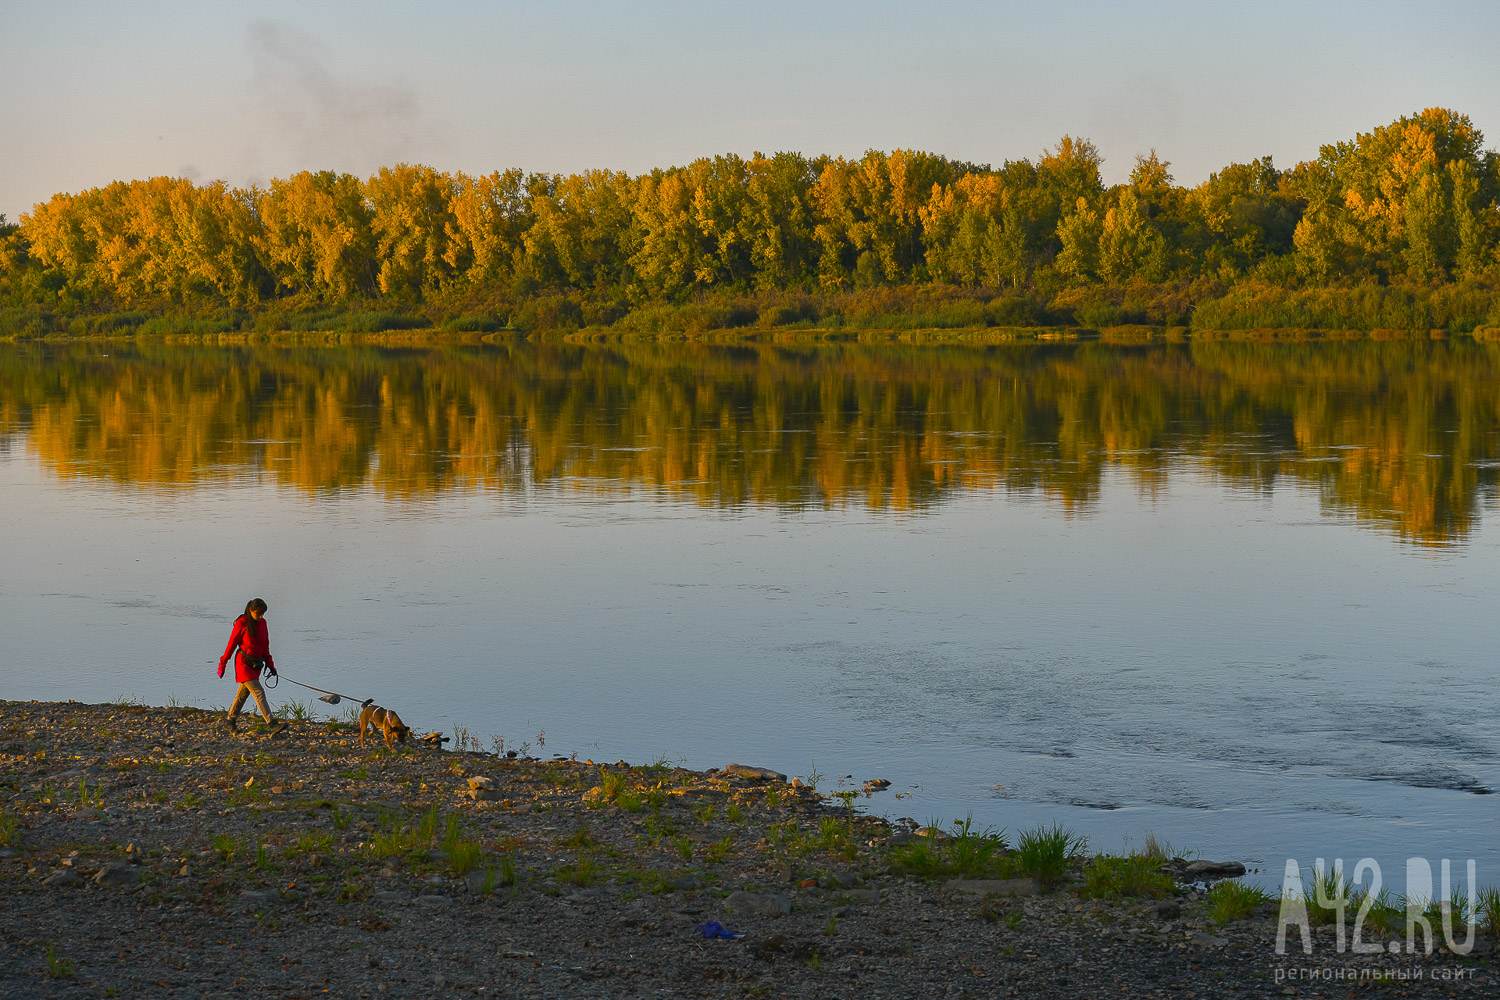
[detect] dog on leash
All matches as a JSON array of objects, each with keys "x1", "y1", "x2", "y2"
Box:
[{"x1": 358, "y1": 700, "x2": 411, "y2": 750}]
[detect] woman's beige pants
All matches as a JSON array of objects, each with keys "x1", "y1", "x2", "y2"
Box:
[{"x1": 229, "y1": 679, "x2": 274, "y2": 723}]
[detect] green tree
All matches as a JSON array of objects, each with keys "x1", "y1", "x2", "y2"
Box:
[{"x1": 1055, "y1": 197, "x2": 1101, "y2": 283}]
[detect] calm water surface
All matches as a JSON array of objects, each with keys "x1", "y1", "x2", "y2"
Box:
[{"x1": 2, "y1": 339, "x2": 1498, "y2": 886}]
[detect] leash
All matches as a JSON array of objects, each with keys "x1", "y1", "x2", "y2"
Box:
[{"x1": 266, "y1": 671, "x2": 372, "y2": 708}]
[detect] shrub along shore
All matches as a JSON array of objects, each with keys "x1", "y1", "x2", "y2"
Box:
[
  {"x1": 0, "y1": 699, "x2": 1494, "y2": 997},
  {"x1": 3, "y1": 277, "x2": 1499, "y2": 343}
]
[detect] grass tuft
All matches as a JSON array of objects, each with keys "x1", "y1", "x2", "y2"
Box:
[
  {"x1": 1080, "y1": 853, "x2": 1175, "y2": 901},
  {"x1": 1206, "y1": 880, "x2": 1272, "y2": 924},
  {"x1": 885, "y1": 816, "x2": 1008, "y2": 880},
  {"x1": 554, "y1": 854, "x2": 600, "y2": 886},
  {"x1": 0, "y1": 807, "x2": 18, "y2": 848},
  {"x1": 1013, "y1": 823, "x2": 1087, "y2": 885},
  {"x1": 43, "y1": 942, "x2": 75, "y2": 979}
]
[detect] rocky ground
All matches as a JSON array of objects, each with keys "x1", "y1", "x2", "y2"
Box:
[{"x1": 0, "y1": 700, "x2": 1494, "y2": 999}]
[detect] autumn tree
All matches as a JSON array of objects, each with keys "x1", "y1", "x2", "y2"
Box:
[
  {"x1": 254, "y1": 171, "x2": 376, "y2": 297},
  {"x1": 446, "y1": 168, "x2": 532, "y2": 288}
]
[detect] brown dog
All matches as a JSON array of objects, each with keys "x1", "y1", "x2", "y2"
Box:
[{"x1": 358, "y1": 703, "x2": 411, "y2": 750}]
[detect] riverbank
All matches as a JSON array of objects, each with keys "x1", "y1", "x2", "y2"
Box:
[
  {"x1": 1, "y1": 700, "x2": 1493, "y2": 998},
  {"x1": 3, "y1": 275, "x2": 1499, "y2": 344}
]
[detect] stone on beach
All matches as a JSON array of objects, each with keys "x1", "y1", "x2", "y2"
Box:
[
  {"x1": 94, "y1": 862, "x2": 140, "y2": 886},
  {"x1": 721, "y1": 763, "x2": 788, "y2": 783},
  {"x1": 725, "y1": 889, "x2": 792, "y2": 916},
  {"x1": 1182, "y1": 860, "x2": 1247, "y2": 879},
  {"x1": 944, "y1": 877, "x2": 1040, "y2": 897}
]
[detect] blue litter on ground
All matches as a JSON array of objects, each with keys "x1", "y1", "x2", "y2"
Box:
[{"x1": 697, "y1": 920, "x2": 744, "y2": 940}]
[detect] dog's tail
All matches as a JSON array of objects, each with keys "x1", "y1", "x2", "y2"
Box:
[{"x1": 362, "y1": 698, "x2": 375, "y2": 707}]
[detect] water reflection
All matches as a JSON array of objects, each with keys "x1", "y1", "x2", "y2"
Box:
[{"x1": 3, "y1": 339, "x2": 1498, "y2": 544}]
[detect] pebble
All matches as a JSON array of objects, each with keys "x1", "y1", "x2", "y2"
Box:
[
  {"x1": 373, "y1": 890, "x2": 410, "y2": 904},
  {"x1": 44, "y1": 868, "x2": 82, "y2": 886},
  {"x1": 668, "y1": 875, "x2": 704, "y2": 891},
  {"x1": 416, "y1": 894, "x2": 454, "y2": 908},
  {"x1": 238, "y1": 890, "x2": 277, "y2": 906}
]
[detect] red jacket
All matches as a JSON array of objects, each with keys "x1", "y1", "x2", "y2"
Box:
[{"x1": 220, "y1": 615, "x2": 275, "y2": 682}]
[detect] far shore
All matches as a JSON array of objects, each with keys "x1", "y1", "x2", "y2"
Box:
[{"x1": 4, "y1": 321, "x2": 1492, "y2": 347}]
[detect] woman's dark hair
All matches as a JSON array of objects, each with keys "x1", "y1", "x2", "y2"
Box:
[{"x1": 241, "y1": 598, "x2": 268, "y2": 620}]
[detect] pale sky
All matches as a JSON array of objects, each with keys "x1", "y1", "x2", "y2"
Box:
[{"x1": 3, "y1": 0, "x2": 1498, "y2": 220}]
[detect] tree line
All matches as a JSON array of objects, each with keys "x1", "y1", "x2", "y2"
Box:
[{"x1": 1, "y1": 108, "x2": 1497, "y2": 331}]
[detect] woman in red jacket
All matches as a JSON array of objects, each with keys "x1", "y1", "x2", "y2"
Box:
[{"x1": 218, "y1": 598, "x2": 286, "y2": 734}]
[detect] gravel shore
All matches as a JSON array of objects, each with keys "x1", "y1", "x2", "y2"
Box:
[{"x1": 1, "y1": 700, "x2": 1493, "y2": 998}]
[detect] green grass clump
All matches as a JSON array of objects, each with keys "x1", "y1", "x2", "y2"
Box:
[
  {"x1": 444, "y1": 836, "x2": 482, "y2": 876},
  {"x1": 554, "y1": 855, "x2": 600, "y2": 886},
  {"x1": 706, "y1": 834, "x2": 737, "y2": 863},
  {"x1": 368, "y1": 805, "x2": 441, "y2": 860},
  {"x1": 1305, "y1": 866, "x2": 1355, "y2": 926},
  {"x1": 1080, "y1": 853, "x2": 1175, "y2": 900},
  {"x1": 1478, "y1": 888, "x2": 1500, "y2": 938},
  {"x1": 599, "y1": 772, "x2": 626, "y2": 801},
  {"x1": 1206, "y1": 880, "x2": 1272, "y2": 924},
  {"x1": 1013, "y1": 823, "x2": 1087, "y2": 885},
  {"x1": 0, "y1": 807, "x2": 17, "y2": 847},
  {"x1": 294, "y1": 831, "x2": 333, "y2": 854},
  {"x1": 43, "y1": 942, "x2": 75, "y2": 979},
  {"x1": 815, "y1": 816, "x2": 859, "y2": 860},
  {"x1": 885, "y1": 816, "x2": 1009, "y2": 880},
  {"x1": 212, "y1": 834, "x2": 239, "y2": 862},
  {"x1": 563, "y1": 822, "x2": 597, "y2": 850}
]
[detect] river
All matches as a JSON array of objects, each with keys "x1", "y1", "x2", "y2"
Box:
[{"x1": 2, "y1": 337, "x2": 1497, "y2": 889}]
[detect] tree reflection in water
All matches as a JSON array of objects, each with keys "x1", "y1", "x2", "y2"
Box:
[{"x1": 3, "y1": 339, "x2": 1497, "y2": 545}]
